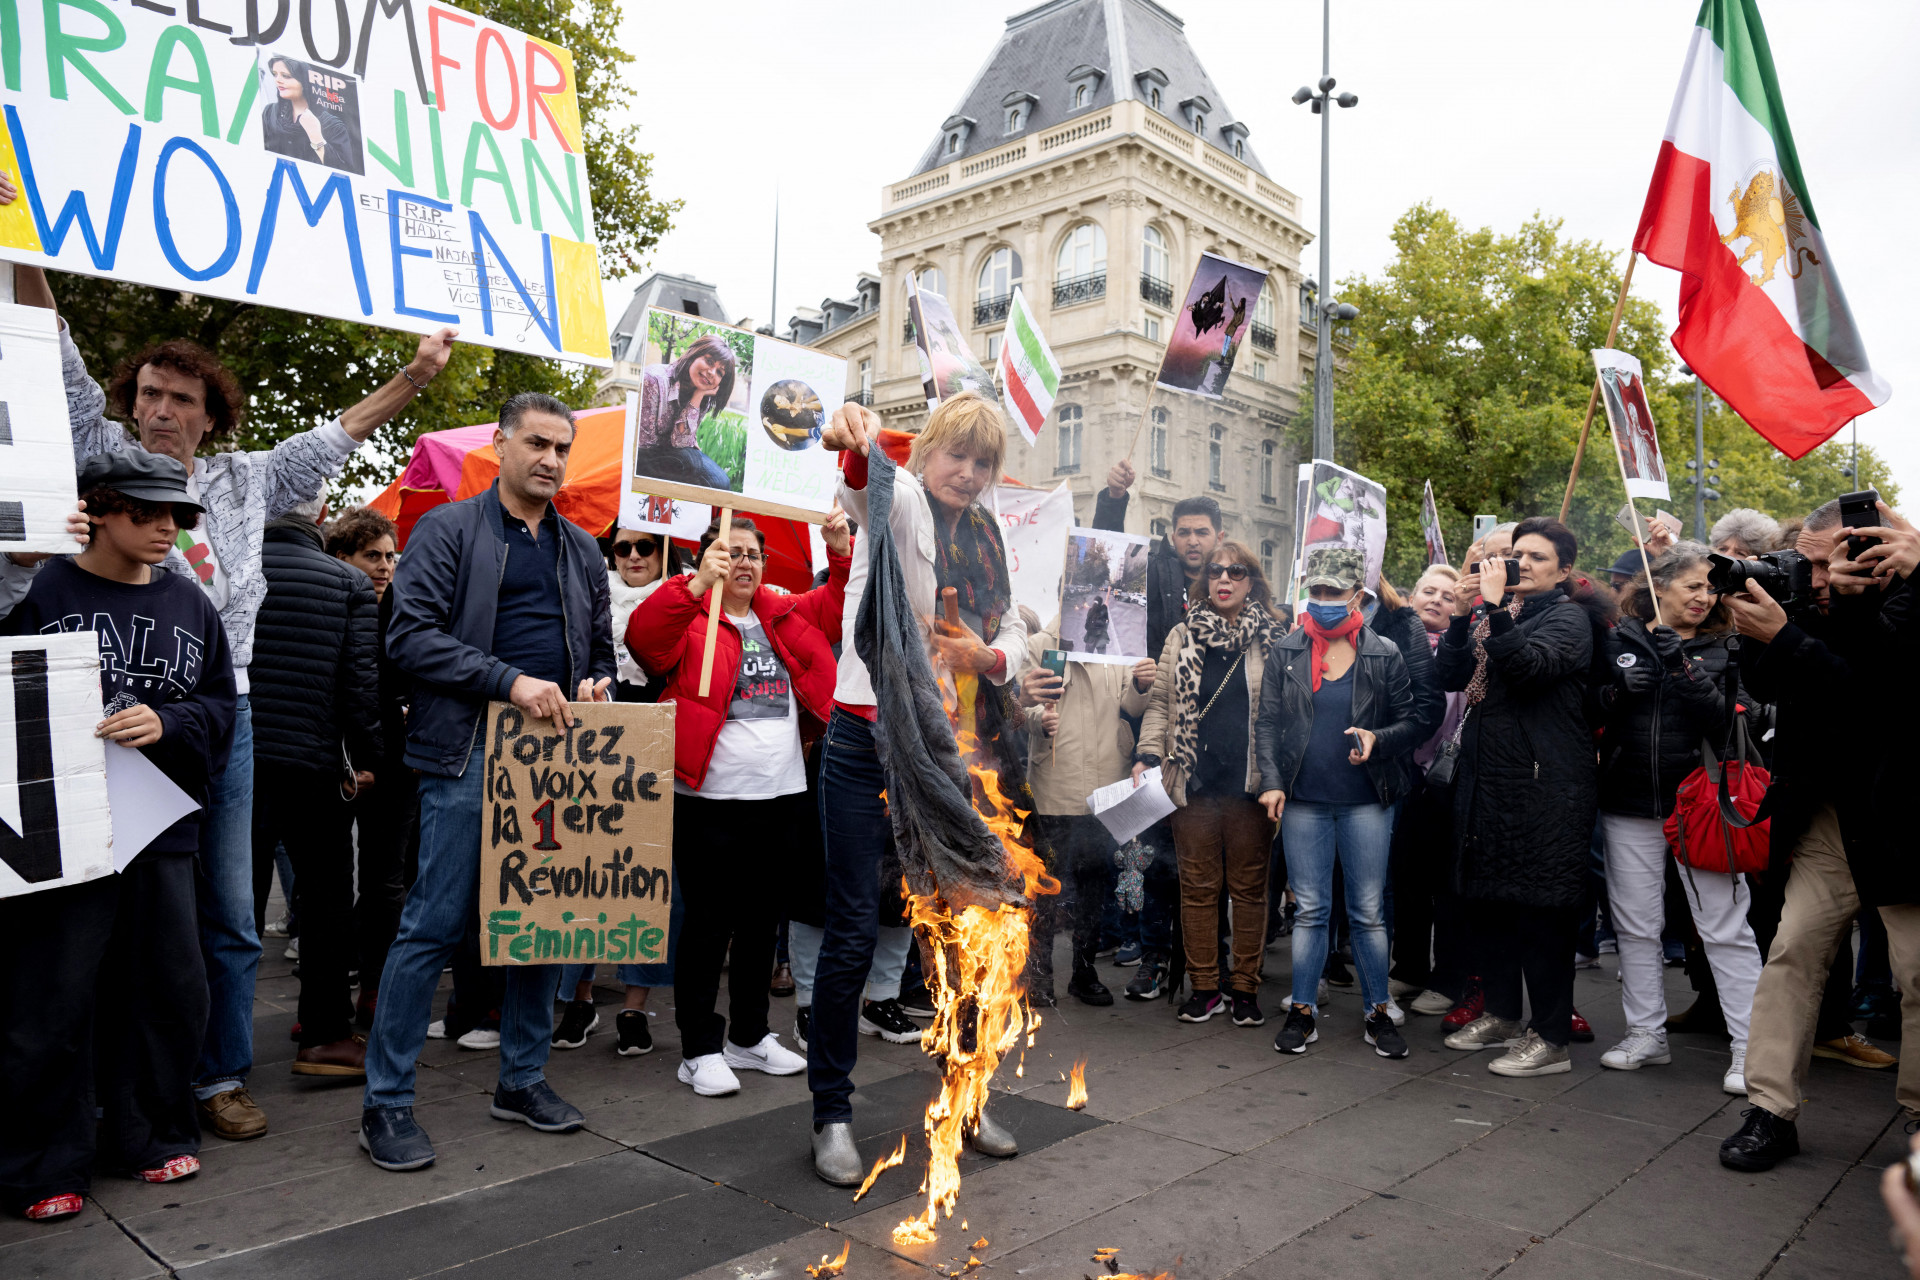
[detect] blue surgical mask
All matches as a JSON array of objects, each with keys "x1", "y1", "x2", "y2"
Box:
[{"x1": 1306, "y1": 600, "x2": 1353, "y2": 628}]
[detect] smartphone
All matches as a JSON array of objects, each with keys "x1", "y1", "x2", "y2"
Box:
[
  {"x1": 1039, "y1": 649, "x2": 1067, "y2": 698},
  {"x1": 1472, "y1": 514, "x2": 1499, "y2": 543},
  {"x1": 1614, "y1": 503, "x2": 1682, "y2": 542},
  {"x1": 1839, "y1": 489, "x2": 1882, "y2": 561}
]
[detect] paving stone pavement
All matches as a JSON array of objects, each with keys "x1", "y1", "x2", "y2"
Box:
[{"x1": 0, "y1": 934, "x2": 1906, "y2": 1279}]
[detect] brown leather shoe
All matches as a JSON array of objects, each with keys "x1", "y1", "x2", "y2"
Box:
[
  {"x1": 769, "y1": 963, "x2": 795, "y2": 997},
  {"x1": 198, "y1": 1087, "x2": 269, "y2": 1140},
  {"x1": 292, "y1": 1036, "x2": 368, "y2": 1078}
]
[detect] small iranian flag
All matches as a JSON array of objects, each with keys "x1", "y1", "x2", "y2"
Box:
[
  {"x1": 1634, "y1": 0, "x2": 1889, "y2": 460},
  {"x1": 996, "y1": 286, "x2": 1060, "y2": 446}
]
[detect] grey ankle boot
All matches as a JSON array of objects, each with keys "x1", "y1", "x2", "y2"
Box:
[
  {"x1": 968, "y1": 1106, "x2": 1018, "y2": 1158},
  {"x1": 812, "y1": 1122, "x2": 862, "y2": 1185}
]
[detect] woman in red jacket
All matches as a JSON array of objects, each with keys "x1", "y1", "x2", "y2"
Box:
[{"x1": 627, "y1": 510, "x2": 852, "y2": 1097}]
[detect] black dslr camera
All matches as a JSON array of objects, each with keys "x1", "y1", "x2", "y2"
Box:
[{"x1": 1707, "y1": 549, "x2": 1814, "y2": 609}]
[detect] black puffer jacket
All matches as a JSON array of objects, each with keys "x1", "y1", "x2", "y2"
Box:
[
  {"x1": 1434, "y1": 588, "x2": 1597, "y2": 908},
  {"x1": 1255, "y1": 627, "x2": 1422, "y2": 806},
  {"x1": 250, "y1": 519, "x2": 381, "y2": 774},
  {"x1": 1594, "y1": 619, "x2": 1734, "y2": 819},
  {"x1": 1368, "y1": 603, "x2": 1444, "y2": 744}
]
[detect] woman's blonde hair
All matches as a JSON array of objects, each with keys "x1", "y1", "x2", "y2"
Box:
[
  {"x1": 908, "y1": 390, "x2": 1007, "y2": 480},
  {"x1": 1187, "y1": 539, "x2": 1274, "y2": 613}
]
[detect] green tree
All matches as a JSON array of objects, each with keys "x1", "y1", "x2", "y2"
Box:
[
  {"x1": 1306, "y1": 205, "x2": 1895, "y2": 588},
  {"x1": 52, "y1": 0, "x2": 679, "y2": 495}
]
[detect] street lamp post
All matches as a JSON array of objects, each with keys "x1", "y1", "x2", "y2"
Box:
[
  {"x1": 1679, "y1": 364, "x2": 1719, "y2": 540},
  {"x1": 1294, "y1": 0, "x2": 1358, "y2": 464}
]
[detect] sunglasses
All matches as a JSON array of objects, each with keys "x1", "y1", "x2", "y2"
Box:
[
  {"x1": 1206, "y1": 563, "x2": 1251, "y2": 581},
  {"x1": 612, "y1": 538, "x2": 659, "y2": 559}
]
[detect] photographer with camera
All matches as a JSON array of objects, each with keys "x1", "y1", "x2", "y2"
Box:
[
  {"x1": 1591, "y1": 542, "x2": 1761, "y2": 1094},
  {"x1": 1717, "y1": 498, "x2": 1920, "y2": 1171}
]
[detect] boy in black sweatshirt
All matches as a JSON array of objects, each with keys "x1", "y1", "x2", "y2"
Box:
[{"x1": 0, "y1": 450, "x2": 235, "y2": 1221}]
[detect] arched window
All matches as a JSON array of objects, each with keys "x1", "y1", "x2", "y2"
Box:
[
  {"x1": 1192, "y1": 112, "x2": 1205, "y2": 134},
  {"x1": 947, "y1": 132, "x2": 961, "y2": 155},
  {"x1": 1056, "y1": 224, "x2": 1107, "y2": 280},
  {"x1": 1055, "y1": 404, "x2": 1083, "y2": 474},
  {"x1": 1149, "y1": 87, "x2": 1162, "y2": 110},
  {"x1": 976, "y1": 247, "x2": 1022, "y2": 301},
  {"x1": 1006, "y1": 106, "x2": 1025, "y2": 134},
  {"x1": 1253, "y1": 282, "x2": 1275, "y2": 330},
  {"x1": 1074, "y1": 84, "x2": 1088, "y2": 108},
  {"x1": 907, "y1": 266, "x2": 946, "y2": 298},
  {"x1": 1208, "y1": 423, "x2": 1224, "y2": 490},
  {"x1": 1260, "y1": 440, "x2": 1276, "y2": 501},
  {"x1": 1233, "y1": 138, "x2": 1245, "y2": 159},
  {"x1": 1141, "y1": 225, "x2": 1170, "y2": 289},
  {"x1": 1149, "y1": 406, "x2": 1170, "y2": 477}
]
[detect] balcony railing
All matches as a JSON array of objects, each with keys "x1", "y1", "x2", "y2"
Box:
[
  {"x1": 974, "y1": 293, "x2": 1012, "y2": 326},
  {"x1": 1054, "y1": 271, "x2": 1106, "y2": 309},
  {"x1": 848, "y1": 390, "x2": 873, "y2": 407},
  {"x1": 1250, "y1": 321, "x2": 1277, "y2": 352},
  {"x1": 1139, "y1": 274, "x2": 1173, "y2": 309}
]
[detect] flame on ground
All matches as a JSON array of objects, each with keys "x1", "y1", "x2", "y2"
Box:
[
  {"x1": 1066, "y1": 1058, "x2": 1088, "y2": 1110},
  {"x1": 852, "y1": 1135, "x2": 907, "y2": 1202},
  {"x1": 805, "y1": 1239, "x2": 851, "y2": 1278},
  {"x1": 1089, "y1": 1247, "x2": 1177, "y2": 1280},
  {"x1": 890, "y1": 698, "x2": 1058, "y2": 1248}
]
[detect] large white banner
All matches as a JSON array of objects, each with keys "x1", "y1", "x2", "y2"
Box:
[
  {"x1": 0, "y1": 633, "x2": 112, "y2": 898},
  {"x1": 991, "y1": 481, "x2": 1072, "y2": 630},
  {"x1": 0, "y1": 302, "x2": 83, "y2": 554},
  {"x1": 0, "y1": 0, "x2": 610, "y2": 365}
]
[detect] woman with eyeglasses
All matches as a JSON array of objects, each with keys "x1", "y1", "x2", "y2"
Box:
[
  {"x1": 627, "y1": 510, "x2": 852, "y2": 1098},
  {"x1": 1133, "y1": 540, "x2": 1281, "y2": 1027}
]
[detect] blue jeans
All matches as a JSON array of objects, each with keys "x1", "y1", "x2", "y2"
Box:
[
  {"x1": 555, "y1": 889, "x2": 683, "y2": 994},
  {"x1": 194, "y1": 696, "x2": 259, "y2": 1097},
  {"x1": 365, "y1": 734, "x2": 560, "y2": 1108},
  {"x1": 1282, "y1": 800, "x2": 1394, "y2": 1012},
  {"x1": 809, "y1": 710, "x2": 890, "y2": 1124}
]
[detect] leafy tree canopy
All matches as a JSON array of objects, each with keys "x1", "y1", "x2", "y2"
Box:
[
  {"x1": 1301, "y1": 205, "x2": 1895, "y2": 588},
  {"x1": 51, "y1": 0, "x2": 678, "y2": 496}
]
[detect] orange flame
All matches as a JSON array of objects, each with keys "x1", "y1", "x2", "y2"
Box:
[
  {"x1": 852, "y1": 1135, "x2": 907, "y2": 1202},
  {"x1": 1091, "y1": 1247, "x2": 1177, "y2": 1280},
  {"x1": 1066, "y1": 1058, "x2": 1088, "y2": 1110},
  {"x1": 805, "y1": 1239, "x2": 851, "y2": 1278},
  {"x1": 890, "y1": 688, "x2": 1059, "y2": 1247}
]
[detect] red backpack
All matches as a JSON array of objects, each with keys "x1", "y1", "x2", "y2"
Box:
[{"x1": 1664, "y1": 702, "x2": 1772, "y2": 876}]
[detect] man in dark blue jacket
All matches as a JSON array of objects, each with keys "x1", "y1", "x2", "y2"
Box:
[{"x1": 360, "y1": 392, "x2": 615, "y2": 1172}]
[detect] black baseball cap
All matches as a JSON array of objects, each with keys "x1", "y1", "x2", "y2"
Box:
[
  {"x1": 1608, "y1": 549, "x2": 1647, "y2": 577},
  {"x1": 76, "y1": 450, "x2": 204, "y2": 512}
]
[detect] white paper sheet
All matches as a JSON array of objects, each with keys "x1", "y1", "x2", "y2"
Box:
[
  {"x1": 1087, "y1": 767, "x2": 1177, "y2": 846},
  {"x1": 0, "y1": 633, "x2": 112, "y2": 898},
  {"x1": 105, "y1": 743, "x2": 200, "y2": 872}
]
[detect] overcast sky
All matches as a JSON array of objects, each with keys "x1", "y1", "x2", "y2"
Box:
[{"x1": 609, "y1": 0, "x2": 1918, "y2": 493}]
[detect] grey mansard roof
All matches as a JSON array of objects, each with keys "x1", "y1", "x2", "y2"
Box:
[
  {"x1": 608, "y1": 273, "x2": 732, "y2": 365},
  {"x1": 909, "y1": 0, "x2": 1266, "y2": 178}
]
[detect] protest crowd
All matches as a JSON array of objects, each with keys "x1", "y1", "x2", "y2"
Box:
[{"x1": 5, "y1": 246, "x2": 1920, "y2": 1271}]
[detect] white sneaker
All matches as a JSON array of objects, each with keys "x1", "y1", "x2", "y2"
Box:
[
  {"x1": 1600, "y1": 1025, "x2": 1671, "y2": 1071},
  {"x1": 426, "y1": 1019, "x2": 447, "y2": 1040},
  {"x1": 1724, "y1": 1046, "x2": 1748, "y2": 1095},
  {"x1": 1410, "y1": 989, "x2": 1454, "y2": 1016},
  {"x1": 723, "y1": 1033, "x2": 806, "y2": 1076},
  {"x1": 1383, "y1": 998, "x2": 1406, "y2": 1027},
  {"x1": 457, "y1": 1027, "x2": 501, "y2": 1050},
  {"x1": 284, "y1": 940, "x2": 300, "y2": 961},
  {"x1": 678, "y1": 1053, "x2": 742, "y2": 1096}
]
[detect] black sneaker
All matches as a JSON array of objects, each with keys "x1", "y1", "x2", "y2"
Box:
[
  {"x1": 1068, "y1": 969, "x2": 1114, "y2": 1007},
  {"x1": 859, "y1": 999, "x2": 921, "y2": 1043},
  {"x1": 1177, "y1": 989, "x2": 1225, "y2": 1023},
  {"x1": 614, "y1": 1009, "x2": 653, "y2": 1057},
  {"x1": 551, "y1": 999, "x2": 599, "y2": 1049},
  {"x1": 1365, "y1": 1007, "x2": 1409, "y2": 1059},
  {"x1": 793, "y1": 1007, "x2": 810, "y2": 1050},
  {"x1": 1325, "y1": 956, "x2": 1355, "y2": 988},
  {"x1": 1274, "y1": 1005, "x2": 1317, "y2": 1054},
  {"x1": 1719, "y1": 1106, "x2": 1800, "y2": 1171},
  {"x1": 1231, "y1": 992, "x2": 1265, "y2": 1027},
  {"x1": 896, "y1": 983, "x2": 936, "y2": 1019},
  {"x1": 1125, "y1": 955, "x2": 1167, "y2": 1001}
]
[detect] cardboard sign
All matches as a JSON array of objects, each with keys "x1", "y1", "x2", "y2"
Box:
[
  {"x1": 0, "y1": 304, "x2": 83, "y2": 555},
  {"x1": 0, "y1": 633, "x2": 111, "y2": 898},
  {"x1": 0, "y1": 3, "x2": 610, "y2": 365},
  {"x1": 478, "y1": 701, "x2": 674, "y2": 967},
  {"x1": 991, "y1": 481, "x2": 1073, "y2": 629},
  {"x1": 1156, "y1": 252, "x2": 1271, "y2": 399},
  {"x1": 623, "y1": 309, "x2": 843, "y2": 523},
  {"x1": 1594, "y1": 349, "x2": 1671, "y2": 501},
  {"x1": 1059, "y1": 527, "x2": 1152, "y2": 664}
]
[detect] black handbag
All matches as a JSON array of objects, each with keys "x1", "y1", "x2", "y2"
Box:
[{"x1": 1423, "y1": 708, "x2": 1467, "y2": 790}]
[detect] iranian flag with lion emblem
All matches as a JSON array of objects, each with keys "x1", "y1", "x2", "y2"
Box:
[{"x1": 1634, "y1": 0, "x2": 1889, "y2": 460}]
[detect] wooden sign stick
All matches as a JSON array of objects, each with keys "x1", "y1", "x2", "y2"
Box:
[
  {"x1": 1620, "y1": 500, "x2": 1668, "y2": 629},
  {"x1": 1123, "y1": 387, "x2": 1158, "y2": 465},
  {"x1": 696, "y1": 507, "x2": 733, "y2": 697},
  {"x1": 1559, "y1": 253, "x2": 1638, "y2": 523}
]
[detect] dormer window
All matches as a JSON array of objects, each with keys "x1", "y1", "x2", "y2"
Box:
[
  {"x1": 1233, "y1": 138, "x2": 1244, "y2": 158},
  {"x1": 1134, "y1": 67, "x2": 1168, "y2": 113},
  {"x1": 948, "y1": 133, "x2": 961, "y2": 154},
  {"x1": 1065, "y1": 65, "x2": 1106, "y2": 114},
  {"x1": 1001, "y1": 90, "x2": 1036, "y2": 136},
  {"x1": 1179, "y1": 95, "x2": 1213, "y2": 136},
  {"x1": 939, "y1": 114, "x2": 976, "y2": 159},
  {"x1": 1220, "y1": 120, "x2": 1250, "y2": 160},
  {"x1": 1193, "y1": 113, "x2": 1205, "y2": 134},
  {"x1": 1074, "y1": 84, "x2": 1088, "y2": 108},
  {"x1": 1150, "y1": 87, "x2": 1161, "y2": 110}
]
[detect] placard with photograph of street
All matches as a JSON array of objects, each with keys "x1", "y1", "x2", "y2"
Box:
[{"x1": 1059, "y1": 527, "x2": 1152, "y2": 664}]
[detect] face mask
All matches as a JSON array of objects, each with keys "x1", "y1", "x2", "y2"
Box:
[{"x1": 1306, "y1": 600, "x2": 1353, "y2": 628}]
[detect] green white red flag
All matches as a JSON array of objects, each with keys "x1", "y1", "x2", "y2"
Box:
[
  {"x1": 996, "y1": 286, "x2": 1060, "y2": 446},
  {"x1": 1633, "y1": 0, "x2": 1889, "y2": 460}
]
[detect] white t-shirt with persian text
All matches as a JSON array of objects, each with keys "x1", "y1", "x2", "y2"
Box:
[{"x1": 677, "y1": 611, "x2": 806, "y2": 800}]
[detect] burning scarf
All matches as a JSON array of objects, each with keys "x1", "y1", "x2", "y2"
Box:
[
  {"x1": 931, "y1": 497, "x2": 1032, "y2": 810},
  {"x1": 1165, "y1": 602, "x2": 1276, "y2": 786},
  {"x1": 1299, "y1": 609, "x2": 1365, "y2": 691}
]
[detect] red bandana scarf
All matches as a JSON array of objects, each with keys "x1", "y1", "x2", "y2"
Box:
[{"x1": 1299, "y1": 610, "x2": 1365, "y2": 691}]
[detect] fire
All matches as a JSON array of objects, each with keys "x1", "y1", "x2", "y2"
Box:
[
  {"x1": 889, "y1": 678, "x2": 1058, "y2": 1248},
  {"x1": 1091, "y1": 1247, "x2": 1177, "y2": 1280},
  {"x1": 1066, "y1": 1058, "x2": 1088, "y2": 1110},
  {"x1": 805, "y1": 1239, "x2": 851, "y2": 1278},
  {"x1": 852, "y1": 1135, "x2": 907, "y2": 1202}
]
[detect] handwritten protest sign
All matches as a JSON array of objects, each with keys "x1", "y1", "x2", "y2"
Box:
[
  {"x1": 991, "y1": 481, "x2": 1072, "y2": 629},
  {"x1": 478, "y1": 701, "x2": 674, "y2": 967},
  {"x1": 622, "y1": 309, "x2": 843, "y2": 523},
  {"x1": 0, "y1": 303, "x2": 83, "y2": 554},
  {"x1": 0, "y1": 634, "x2": 111, "y2": 898},
  {"x1": 0, "y1": 1, "x2": 610, "y2": 365}
]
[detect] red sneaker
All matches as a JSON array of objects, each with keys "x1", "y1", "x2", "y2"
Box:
[
  {"x1": 24, "y1": 1193, "x2": 84, "y2": 1220},
  {"x1": 288, "y1": 1021, "x2": 303, "y2": 1042},
  {"x1": 1570, "y1": 1009, "x2": 1595, "y2": 1043},
  {"x1": 135, "y1": 1155, "x2": 200, "y2": 1184},
  {"x1": 1441, "y1": 982, "x2": 1485, "y2": 1032}
]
